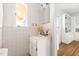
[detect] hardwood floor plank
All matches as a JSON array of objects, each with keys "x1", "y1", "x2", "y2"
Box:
[{"x1": 58, "y1": 41, "x2": 79, "y2": 56}]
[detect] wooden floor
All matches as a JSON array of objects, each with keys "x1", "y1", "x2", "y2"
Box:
[{"x1": 58, "y1": 41, "x2": 79, "y2": 56}]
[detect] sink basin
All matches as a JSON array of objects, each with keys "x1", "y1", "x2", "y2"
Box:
[
  {"x1": 0, "y1": 48, "x2": 8, "y2": 56},
  {"x1": 31, "y1": 35, "x2": 48, "y2": 39}
]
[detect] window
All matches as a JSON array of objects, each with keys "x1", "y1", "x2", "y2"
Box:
[{"x1": 16, "y1": 3, "x2": 28, "y2": 27}]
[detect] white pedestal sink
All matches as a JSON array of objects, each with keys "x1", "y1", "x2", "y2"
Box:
[{"x1": 0, "y1": 48, "x2": 8, "y2": 56}]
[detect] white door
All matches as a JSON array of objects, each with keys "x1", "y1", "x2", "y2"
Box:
[
  {"x1": 56, "y1": 16, "x2": 62, "y2": 50},
  {"x1": 62, "y1": 14, "x2": 73, "y2": 44}
]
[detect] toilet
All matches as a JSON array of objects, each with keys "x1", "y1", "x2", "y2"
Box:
[{"x1": 0, "y1": 48, "x2": 8, "y2": 56}]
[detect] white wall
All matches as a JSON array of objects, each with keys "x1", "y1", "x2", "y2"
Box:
[
  {"x1": 50, "y1": 3, "x2": 57, "y2": 56},
  {"x1": 2, "y1": 3, "x2": 30, "y2": 56},
  {"x1": 27, "y1": 4, "x2": 41, "y2": 25},
  {"x1": 0, "y1": 3, "x2": 3, "y2": 48},
  {"x1": 3, "y1": 3, "x2": 16, "y2": 27},
  {"x1": 0, "y1": 4, "x2": 3, "y2": 27}
]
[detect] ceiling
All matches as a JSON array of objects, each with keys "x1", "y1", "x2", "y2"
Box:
[{"x1": 55, "y1": 3, "x2": 79, "y2": 14}]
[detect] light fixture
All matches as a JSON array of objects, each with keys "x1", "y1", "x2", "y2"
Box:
[{"x1": 40, "y1": 3, "x2": 49, "y2": 9}]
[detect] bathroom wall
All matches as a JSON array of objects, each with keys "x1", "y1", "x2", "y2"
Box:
[
  {"x1": 2, "y1": 27, "x2": 29, "y2": 56},
  {"x1": 26, "y1": 4, "x2": 41, "y2": 36},
  {"x1": 27, "y1": 3, "x2": 41, "y2": 26},
  {"x1": 0, "y1": 3, "x2": 3, "y2": 48},
  {"x1": 3, "y1": 3, "x2": 16, "y2": 27},
  {"x1": 50, "y1": 3, "x2": 57, "y2": 56},
  {"x1": 2, "y1": 3, "x2": 30, "y2": 56}
]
